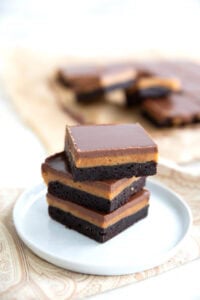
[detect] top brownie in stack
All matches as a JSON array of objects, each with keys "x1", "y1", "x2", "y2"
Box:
[{"x1": 65, "y1": 123, "x2": 158, "y2": 181}]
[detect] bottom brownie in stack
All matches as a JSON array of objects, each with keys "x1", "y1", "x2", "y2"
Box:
[
  {"x1": 41, "y1": 152, "x2": 149, "y2": 242},
  {"x1": 47, "y1": 190, "x2": 149, "y2": 243}
]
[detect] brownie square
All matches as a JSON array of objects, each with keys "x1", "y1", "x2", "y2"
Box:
[
  {"x1": 65, "y1": 123, "x2": 158, "y2": 181},
  {"x1": 47, "y1": 189, "x2": 150, "y2": 243},
  {"x1": 142, "y1": 94, "x2": 200, "y2": 127},
  {"x1": 57, "y1": 64, "x2": 136, "y2": 102},
  {"x1": 125, "y1": 75, "x2": 181, "y2": 106}
]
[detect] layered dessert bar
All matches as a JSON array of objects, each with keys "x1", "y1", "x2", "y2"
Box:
[
  {"x1": 47, "y1": 189, "x2": 150, "y2": 243},
  {"x1": 65, "y1": 123, "x2": 158, "y2": 181},
  {"x1": 57, "y1": 64, "x2": 136, "y2": 101},
  {"x1": 126, "y1": 74, "x2": 181, "y2": 106},
  {"x1": 142, "y1": 94, "x2": 200, "y2": 127},
  {"x1": 42, "y1": 152, "x2": 146, "y2": 212}
]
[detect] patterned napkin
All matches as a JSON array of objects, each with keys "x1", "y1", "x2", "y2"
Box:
[{"x1": 0, "y1": 163, "x2": 200, "y2": 300}]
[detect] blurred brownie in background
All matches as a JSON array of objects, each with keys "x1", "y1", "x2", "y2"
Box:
[
  {"x1": 125, "y1": 64, "x2": 181, "y2": 106},
  {"x1": 142, "y1": 93, "x2": 200, "y2": 127},
  {"x1": 57, "y1": 64, "x2": 136, "y2": 102}
]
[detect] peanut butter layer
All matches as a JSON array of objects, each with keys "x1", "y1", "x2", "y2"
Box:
[
  {"x1": 65, "y1": 124, "x2": 158, "y2": 168},
  {"x1": 69, "y1": 151, "x2": 158, "y2": 168},
  {"x1": 42, "y1": 152, "x2": 141, "y2": 200},
  {"x1": 100, "y1": 67, "x2": 136, "y2": 88},
  {"x1": 137, "y1": 77, "x2": 181, "y2": 91},
  {"x1": 47, "y1": 189, "x2": 150, "y2": 228}
]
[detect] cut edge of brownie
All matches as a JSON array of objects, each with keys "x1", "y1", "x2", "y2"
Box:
[
  {"x1": 142, "y1": 110, "x2": 172, "y2": 127},
  {"x1": 48, "y1": 177, "x2": 146, "y2": 213},
  {"x1": 48, "y1": 205, "x2": 149, "y2": 243},
  {"x1": 142, "y1": 110, "x2": 200, "y2": 127},
  {"x1": 66, "y1": 150, "x2": 157, "y2": 181}
]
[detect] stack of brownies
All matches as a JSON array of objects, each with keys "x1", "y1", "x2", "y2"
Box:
[{"x1": 42, "y1": 123, "x2": 158, "y2": 243}]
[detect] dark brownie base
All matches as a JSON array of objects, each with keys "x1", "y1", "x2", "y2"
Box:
[
  {"x1": 77, "y1": 79, "x2": 134, "y2": 102},
  {"x1": 140, "y1": 86, "x2": 171, "y2": 98},
  {"x1": 48, "y1": 177, "x2": 146, "y2": 213},
  {"x1": 76, "y1": 90, "x2": 105, "y2": 102},
  {"x1": 58, "y1": 77, "x2": 134, "y2": 102},
  {"x1": 48, "y1": 205, "x2": 149, "y2": 243},
  {"x1": 125, "y1": 90, "x2": 142, "y2": 106},
  {"x1": 66, "y1": 150, "x2": 157, "y2": 181},
  {"x1": 126, "y1": 87, "x2": 171, "y2": 106}
]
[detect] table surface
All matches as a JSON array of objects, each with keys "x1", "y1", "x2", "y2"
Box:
[{"x1": 1, "y1": 1, "x2": 200, "y2": 298}]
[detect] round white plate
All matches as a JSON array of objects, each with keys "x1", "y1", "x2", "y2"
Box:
[{"x1": 13, "y1": 180, "x2": 192, "y2": 276}]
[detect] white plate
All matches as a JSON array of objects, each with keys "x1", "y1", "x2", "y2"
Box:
[{"x1": 13, "y1": 181, "x2": 192, "y2": 276}]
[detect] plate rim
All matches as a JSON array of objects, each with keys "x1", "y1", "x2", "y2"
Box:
[{"x1": 13, "y1": 180, "x2": 192, "y2": 276}]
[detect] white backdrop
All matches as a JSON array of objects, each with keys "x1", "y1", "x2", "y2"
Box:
[{"x1": 0, "y1": 0, "x2": 200, "y2": 58}]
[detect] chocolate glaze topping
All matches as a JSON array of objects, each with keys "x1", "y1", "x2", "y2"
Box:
[{"x1": 66, "y1": 123, "x2": 157, "y2": 158}]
